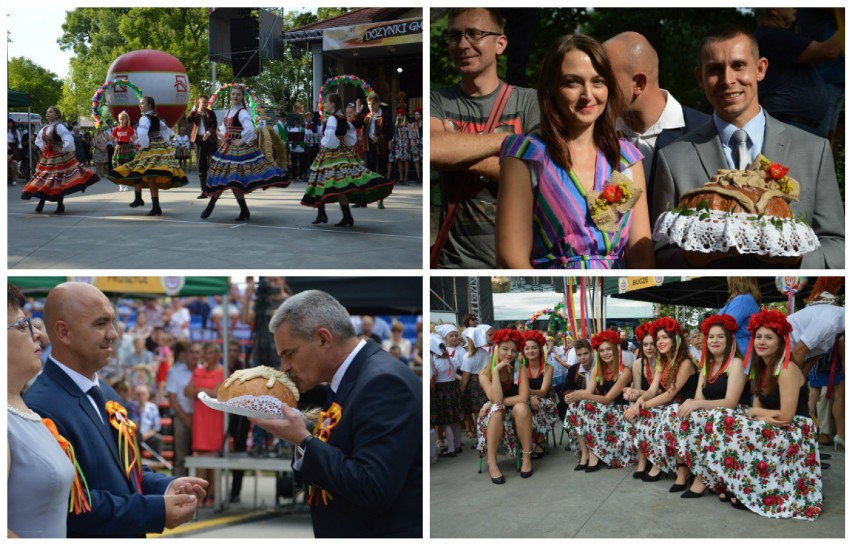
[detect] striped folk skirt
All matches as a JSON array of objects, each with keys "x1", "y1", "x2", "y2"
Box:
[
  {"x1": 206, "y1": 139, "x2": 290, "y2": 194},
  {"x1": 21, "y1": 148, "x2": 100, "y2": 201},
  {"x1": 300, "y1": 145, "x2": 393, "y2": 207},
  {"x1": 107, "y1": 138, "x2": 188, "y2": 189}
]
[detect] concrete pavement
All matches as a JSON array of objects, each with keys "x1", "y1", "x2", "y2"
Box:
[
  {"x1": 8, "y1": 171, "x2": 422, "y2": 269},
  {"x1": 430, "y1": 428, "x2": 845, "y2": 538}
]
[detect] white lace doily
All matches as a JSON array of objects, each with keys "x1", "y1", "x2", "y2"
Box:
[
  {"x1": 199, "y1": 392, "x2": 296, "y2": 420},
  {"x1": 653, "y1": 209, "x2": 820, "y2": 256}
]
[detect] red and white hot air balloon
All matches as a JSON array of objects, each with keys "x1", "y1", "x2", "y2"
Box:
[{"x1": 104, "y1": 50, "x2": 190, "y2": 127}]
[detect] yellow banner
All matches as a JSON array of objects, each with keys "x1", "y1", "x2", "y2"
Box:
[
  {"x1": 323, "y1": 18, "x2": 422, "y2": 50},
  {"x1": 83, "y1": 276, "x2": 186, "y2": 295},
  {"x1": 617, "y1": 276, "x2": 666, "y2": 294}
]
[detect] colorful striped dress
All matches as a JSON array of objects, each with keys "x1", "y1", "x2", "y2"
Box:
[
  {"x1": 501, "y1": 134, "x2": 643, "y2": 269},
  {"x1": 21, "y1": 122, "x2": 100, "y2": 201},
  {"x1": 107, "y1": 114, "x2": 188, "y2": 189},
  {"x1": 206, "y1": 106, "x2": 290, "y2": 194}
]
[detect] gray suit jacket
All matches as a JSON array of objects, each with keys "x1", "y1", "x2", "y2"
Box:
[{"x1": 652, "y1": 114, "x2": 844, "y2": 269}]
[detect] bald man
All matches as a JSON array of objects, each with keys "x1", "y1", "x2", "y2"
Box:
[
  {"x1": 23, "y1": 282, "x2": 207, "y2": 538},
  {"x1": 603, "y1": 32, "x2": 709, "y2": 199}
]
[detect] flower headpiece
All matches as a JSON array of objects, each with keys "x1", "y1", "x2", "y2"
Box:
[
  {"x1": 650, "y1": 316, "x2": 681, "y2": 337},
  {"x1": 700, "y1": 314, "x2": 738, "y2": 335},
  {"x1": 522, "y1": 329, "x2": 547, "y2": 347},
  {"x1": 699, "y1": 314, "x2": 738, "y2": 381},
  {"x1": 743, "y1": 308, "x2": 792, "y2": 376},
  {"x1": 492, "y1": 328, "x2": 522, "y2": 347},
  {"x1": 634, "y1": 321, "x2": 655, "y2": 340},
  {"x1": 414, "y1": 107, "x2": 422, "y2": 114},
  {"x1": 590, "y1": 329, "x2": 619, "y2": 350}
]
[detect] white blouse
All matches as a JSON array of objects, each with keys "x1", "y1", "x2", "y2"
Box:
[
  {"x1": 321, "y1": 115, "x2": 357, "y2": 149},
  {"x1": 35, "y1": 122, "x2": 74, "y2": 153},
  {"x1": 218, "y1": 106, "x2": 256, "y2": 144}
]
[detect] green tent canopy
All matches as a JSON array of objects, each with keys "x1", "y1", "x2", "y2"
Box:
[
  {"x1": 8, "y1": 276, "x2": 229, "y2": 297},
  {"x1": 8, "y1": 89, "x2": 31, "y2": 108}
]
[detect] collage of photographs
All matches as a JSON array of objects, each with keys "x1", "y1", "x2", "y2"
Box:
[{"x1": 4, "y1": 5, "x2": 845, "y2": 540}]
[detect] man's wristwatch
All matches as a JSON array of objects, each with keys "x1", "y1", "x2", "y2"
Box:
[{"x1": 297, "y1": 435, "x2": 314, "y2": 457}]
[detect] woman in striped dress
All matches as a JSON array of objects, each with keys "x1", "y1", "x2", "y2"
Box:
[
  {"x1": 107, "y1": 96, "x2": 188, "y2": 215},
  {"x1": 495, "y1": 34, "x2": 654, "y2": 269},
  {"x1": 21, "y1": 106, "x2": 99, "y2": 213},
  {"x1": 201, "y1": 85, "x2": 289, "y2": 222}
]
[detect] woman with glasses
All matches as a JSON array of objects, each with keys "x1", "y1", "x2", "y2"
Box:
[
  {"x1": 496, "y1": 34, "x2": 654, "y2": 269},
  {"x1": 21, "y1": 106, "x2": 100, "y2": 214},
  {"x1": 7, "y1": 285, "x2": 77, "y2": 537}
]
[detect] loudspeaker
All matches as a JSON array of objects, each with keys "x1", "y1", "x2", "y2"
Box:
[{"x1": 230, "y1": 17, "x2": 260, "y2": 77}]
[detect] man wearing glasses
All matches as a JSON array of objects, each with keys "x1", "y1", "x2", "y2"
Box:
[{"x1": 431, "y1": 8, "x2": 540, "y2": 269}]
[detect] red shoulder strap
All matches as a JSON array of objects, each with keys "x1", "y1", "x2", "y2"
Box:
[{"x1": 430, "y1": 84, "x2": 514, "y2": 268}]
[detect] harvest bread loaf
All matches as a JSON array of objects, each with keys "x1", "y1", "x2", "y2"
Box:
[
  {"x1": 218, "y1": 366, "x2": 299, "y2": 408},
  {"x1": 652, "y1": 155, "x2": 819, "y2": 256}
]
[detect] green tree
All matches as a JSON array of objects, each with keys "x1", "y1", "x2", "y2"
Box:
[{"x1": 7, "y1": 57, "x2": 63, "y2": 116}]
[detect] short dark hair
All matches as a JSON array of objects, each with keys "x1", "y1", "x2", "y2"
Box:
[
  {"x1": 8, "y1": 284, "x2": 25, "y2": 311},
  {"x1": 447, "y1": 8, "x2": 505, "y2": 34},
  {"x1": 324, "y1": 93, "x2": 343, "y2": 114},
  {"x1": 698, "y1": 25, "x2": 760, "y2": 68},
  {"x1": 574, "y1": 339, "x2": 592, "y2": 351}
]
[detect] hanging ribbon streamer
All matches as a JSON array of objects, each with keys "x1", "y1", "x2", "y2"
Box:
[
  {"x1": 105, "y1": 401, "x2": 143, "y2": 493},
  {"x1": 566, "y1": 277, "x2": 578, "y2": 342},
  {"x1": 579, "y1": 277, "x2": 588, "y2": 339},
  {"x1": 42, "y1": 418, "x2": 92, "y2": 514},
  {"x1": 308, "y1": 401, "x2": 342, "y2": 506}
]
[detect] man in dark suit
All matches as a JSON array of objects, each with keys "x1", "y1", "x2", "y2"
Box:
[
  {"x1": 603, "y1": 31, "x2": 710, "y2": 204},
  {"x1": 651, "y1": 25, "x2": 844, "y2": 269},
  {"x1": 187, "y1": 94, "x2": 218, "y2": 198},
  {"x1": 24, "y1": 282, "x2": 207, "y2": 538},
  {"x1": 254, "y1": 290, "x2": 422, "y2": 538}
]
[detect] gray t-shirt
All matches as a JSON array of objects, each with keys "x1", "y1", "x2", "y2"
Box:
[{"x1": 431, "y1": 81, "x2": 540, "y2": 269}]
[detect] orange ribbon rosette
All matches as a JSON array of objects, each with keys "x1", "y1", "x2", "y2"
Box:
[
  {"x1": 105, "y1": 400, "x2": 143, "y2": 493},
  {"x1": 42, "y1": 418, "x2": 92, "y2": 514},
  {"x1": 307, "y1": 402, "x2": 343, "y2": 506}
]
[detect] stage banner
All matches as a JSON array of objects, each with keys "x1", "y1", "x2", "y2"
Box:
[{"x1": 323, "y1": 18, "x2": 422, "y2": 50}]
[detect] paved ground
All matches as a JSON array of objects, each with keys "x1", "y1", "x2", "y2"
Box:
[
  {"x1": 430, "y1": 428, "x2": 845, "y2": 538},
  {"x1": 151, "y1": 471, "x2": 315, "y2": 539},
  {"x1": 8, "y1": 171, "x2": 422, "y2": 269}
]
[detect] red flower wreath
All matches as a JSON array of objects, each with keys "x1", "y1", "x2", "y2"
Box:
[
  {"x1": 634, "y1": 321, "x2": 655, "y2": 340},
  {"x1": 747, "y1": 309, "x2": 792, "y2": 337},
  {"x1": 651, "y1": 316, "x2": 681, "y2": 337},
  {"x1": 591, "y1": 329, "x2": 620, "y2": 350},
  {"x1": 521, "y1": 329, "x2": 546, "y2": 347},
  {"x1": 700, "y1": 314, "x2": 738, "y2": 335},
  {"x1": 492, "y1": 328, "x2": 521, "y2": 346}
]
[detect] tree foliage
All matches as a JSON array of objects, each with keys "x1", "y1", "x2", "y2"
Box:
[
  {"x1": 7, "y1": 58, "x2": 63, "y2": 116},
  {"x1": 54, "y1": 7, "x2": 353, "y2": 123},
  {"x1": 430, "y1": 7, "x2": 753, "y2": 112}
]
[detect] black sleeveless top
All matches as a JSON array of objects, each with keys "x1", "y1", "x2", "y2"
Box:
[
  {"x1": 757, "y1": 382, "x2": 809, "y2": 417},
  {"x1": 673, "y1": 369, "x2": 700, "y2": 403},
  {"x1": 324, "y1": 113, "x2": 349, "y2": 138},
  {"x1": 639, "y1": 359, "x2": 667, "y2": 392},
  {"x1": 564, "y1": 363, "x2": 589, "y2": 391},
  {"x1": 595, "y1": 374, "x2": 627, "y2": 405},
  {"x1": 702, "y1": 370, "x2": 752, "y2": 406}
]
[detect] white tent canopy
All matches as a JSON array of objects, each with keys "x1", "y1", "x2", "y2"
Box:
[{"x1": 493, "y1": 291, "x2": 655, "y2": 322}]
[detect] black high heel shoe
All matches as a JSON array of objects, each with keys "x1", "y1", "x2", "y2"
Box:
[
  {"x1": 681, "y1": 486, "x2": 706, "y2": 499},
  {"x1": 585, "y1": 462, "x2": 602, "y2": 473},
  {"x1": 641, "y1": 470, "x2": 662, "y2": 482},
  {"x1": 491, "y1": 474, "x2": 505, "y2": 485},
  {"x1": 669, "y1": 475, "x2": 693, "y2": 493},
  {"x1": 574, "y1": 463, "x2": 588, "y2": 471},
  {"x1": 632, "y1": 466, "x2": 648, "y2": 479}
]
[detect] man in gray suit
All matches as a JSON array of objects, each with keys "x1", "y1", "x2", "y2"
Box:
[{"x1": 652, "y1": 25, "x2": 844, "y2": 269}]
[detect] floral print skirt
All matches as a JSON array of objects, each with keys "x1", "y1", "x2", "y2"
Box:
[
  {"x1": 476, "y1": 403, "x2": 518, "y2": 456},
  {"x1": 680, "y1": 407, "x2": 822, "y2": 520},
  {"x1": 531, "y1": 397, "x2": 560, "y2": 436},
  {"x1": 565, "y1": 400, "x2": 636, "y2": 468}
]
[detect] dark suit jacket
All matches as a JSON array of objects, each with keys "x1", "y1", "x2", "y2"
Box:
[
  {"x1": 651, "y1": 114, "x2": 844, "y2": 269},
  {"x1": 23, "y1": 359, "x2": 174, "y2": 538},
  {"x1": 188, "y1": 108, "x2": 218, "y2": 145},
  {"x1": 299, "y1": 341, "x2": 422, "y2": 538}
]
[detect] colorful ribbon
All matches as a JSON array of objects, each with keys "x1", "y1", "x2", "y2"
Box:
[
  {"x1": 42, "y1": 418, "x2": 92, "y2": 514},
  {"x1": 105, "y1": 400, "x2": 142, "y2": 493},
  {"x1": 307, "y1": 402, "x2": 343, "y2": 506}
]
